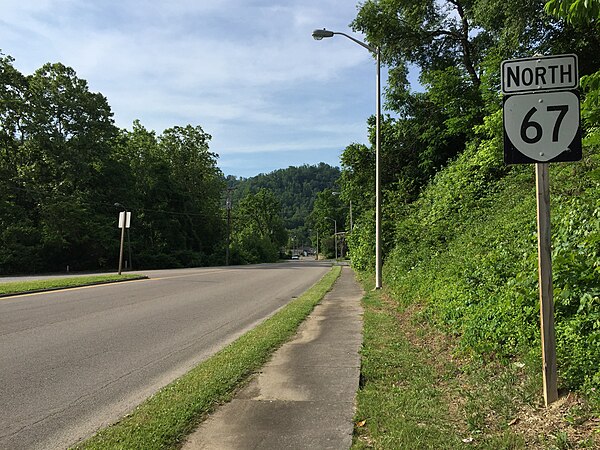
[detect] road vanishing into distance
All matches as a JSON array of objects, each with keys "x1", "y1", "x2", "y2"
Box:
[{"x1": 0, "y1": 260, "x2": 331, "y2": 449}]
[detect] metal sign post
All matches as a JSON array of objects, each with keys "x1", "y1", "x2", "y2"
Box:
[
  {"x1": 501, "y1": 53, "x2": 581, "y2": 406},
  {"x1": 118, "y1": 211, "x2": 131, "y2": 275}
]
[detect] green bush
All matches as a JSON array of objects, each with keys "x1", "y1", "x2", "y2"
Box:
[{"x1": 382, "y1": 111, "x2": 600, "y2": 394}]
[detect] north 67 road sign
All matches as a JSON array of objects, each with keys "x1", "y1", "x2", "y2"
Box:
[{"x1": 502, "y1": 54, "x2": 582, "y2": 164}]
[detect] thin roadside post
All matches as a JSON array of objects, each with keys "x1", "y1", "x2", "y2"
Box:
[
  {"x1": 535, "y1": 163, "x2": 558, "y2": 405},
  {"x1": 118, "y1": 211, "x2": 126, "y2": 275}
]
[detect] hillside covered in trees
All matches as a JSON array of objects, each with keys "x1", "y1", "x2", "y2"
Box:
[
  {"x1": 223, "y1": 164, "x2": 341, "y2": 262},
  {"x1": 227, "y1": 163, "x2": 340, "y2": 231},
  {"x1": 334, "y1": 0, "x2": 600, "y2": 435}
]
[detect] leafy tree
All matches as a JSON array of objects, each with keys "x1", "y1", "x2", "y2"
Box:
[
  {"x1": 230, "y1": 188, "x2": 287, "y2": 264},
  {"x1": 307, "y1": 188, "x2": 346, "y2": 258},
  {"x1": 342, "y1": 0, "x2": 600, "y2": 274},
  {"x1": 353, "y1": 0, "x2": 483, "y2": 87},
  {"x1": 0, "y1": 53, "x2": 34, "y2": 272},
  {"x1": 118, "y1": 123, "x2": 225, "y2": 268},
  {"x1": 545, "y1": 0, "x2": 600, "y2": 24},
  {"x1": 545, "y1": 0, "x2": 600, "y2": 128},
  {"x1": 0, "y1": 59, "x2": 122, "y2": 272},
  {"x1": 0, "y1": 57, "x2": 227, "y2": 272}
]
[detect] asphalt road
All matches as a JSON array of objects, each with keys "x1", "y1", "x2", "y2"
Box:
[{"x1": 0, "y1": 260, "x2": 331, "y2": 449}]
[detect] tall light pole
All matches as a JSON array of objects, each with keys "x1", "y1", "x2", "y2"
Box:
[
  {"x1": 325, "y1": 216, "x2": 338, "y2": 260},
  {"x1": 313, "y1": 28, "x2": 382, "y2": 288}
]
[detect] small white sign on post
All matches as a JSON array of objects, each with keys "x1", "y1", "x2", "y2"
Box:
[
  {"x1": 117, "y1": 211, "x2": 131, "y2": 275},
  {"x1": 118, "y1": 211, "x2": 131, "y2": 229}
]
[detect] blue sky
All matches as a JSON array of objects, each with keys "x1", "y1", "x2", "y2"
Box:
[{"x1": 1, "y1": 0, "x2": 398, "y2": 178}]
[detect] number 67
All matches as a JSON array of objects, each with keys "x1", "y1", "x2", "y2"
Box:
[{"x1": 521, "y1": 105, "x2": 568, "y2": 144}]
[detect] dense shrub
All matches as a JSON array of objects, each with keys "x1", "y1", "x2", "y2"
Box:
[{"x1": 383, "y1": 118, "x2": 600, "y2": 393}]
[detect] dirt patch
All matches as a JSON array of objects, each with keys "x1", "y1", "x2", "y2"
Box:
[{"x1": 510, "y1": 392, "x2": 600, "y2": 448}]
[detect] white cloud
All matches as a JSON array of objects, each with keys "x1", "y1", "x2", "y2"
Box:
[{"x1": 0, "y1": 0, "x2": 379, "y2": 177}]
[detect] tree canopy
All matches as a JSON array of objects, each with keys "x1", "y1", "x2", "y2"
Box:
[{"x1": 0, "y1": 56, "x2": 225, "y2": 272}]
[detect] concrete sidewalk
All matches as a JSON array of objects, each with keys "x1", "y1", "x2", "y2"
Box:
[{"x1": 183, "y1": 266, "x2": 364, "y2": 450}]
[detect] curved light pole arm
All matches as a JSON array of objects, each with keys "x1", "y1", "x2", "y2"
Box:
[{"x1": 332, "y1": 32, "x2": 377, "y2": 53}]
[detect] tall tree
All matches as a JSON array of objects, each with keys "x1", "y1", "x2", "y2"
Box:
[{"x1": 231, "y1": 188, "x2": 287, "y2": 264}]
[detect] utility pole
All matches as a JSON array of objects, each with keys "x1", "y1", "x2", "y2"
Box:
[{"x1": 225, "y1": 187, "x2": 236, "y2": 265}]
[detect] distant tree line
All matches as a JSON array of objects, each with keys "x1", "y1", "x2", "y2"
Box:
[{"x1": 226, "y1": 164, "x2": 341, "y2": 262}]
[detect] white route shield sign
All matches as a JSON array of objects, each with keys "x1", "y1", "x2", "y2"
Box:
[{"x1": 503, "y1": 90, "x2": 582, "y2": 164}]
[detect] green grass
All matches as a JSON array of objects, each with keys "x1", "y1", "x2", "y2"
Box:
[
  {"x1": 353, "y1": 287, "x2": 466, "y2": 450},
  {"x1": 0, "y1": 274, "x2": 147, "y2": 296},
  {"x1": 75, "y1": 265, "x2": 341, "y2": 450},
  {"x1": 352, "y1": 274, "x2": 598, "y2": 449}
]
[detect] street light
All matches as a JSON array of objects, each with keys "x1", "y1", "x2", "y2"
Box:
[
  {"x1": 325, "y1": 216, "x2": 338, "y2": 260},
  {"x1": 312, "y1": 28, "x2": 382, "y2": 289}
]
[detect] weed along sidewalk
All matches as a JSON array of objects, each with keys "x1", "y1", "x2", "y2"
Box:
[{"x1": 183, "y1": 266, "x2": 364, "y2": 450}]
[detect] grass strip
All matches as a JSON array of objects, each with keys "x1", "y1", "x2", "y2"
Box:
[
  {"x1": 75, "y1": 265, "x2": 342, "y2": 450},
  {"x1": 352, "y1": 277, "x2": 598, "y2": 449},
  {"x1": 352, "y1": 287, "x2": 464, "y2": 450},
  {"x1": 0, "y1": 274, "x2": 146, "y2": 296}
]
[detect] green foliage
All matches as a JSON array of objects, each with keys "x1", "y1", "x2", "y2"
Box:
[
  {"x1": 545, "y1": 0, "x2": 600, "y2": 24},
  {"x1": 544, "y1": 0, "x2": 600, "y2": 129},
  {"x1": 581, "y1": 72, "x2": 600, "y2": 127},
  {"x1": 343, "y1": 0, "x2": 600, "y2": 399},
  {"x1": 353, "y1": 0, "x2": 483, "y2": 87},
  {"x1": 347, "y1": 211, "x2": 376, "y2": 272},
  {"x1": 383, "y1": 122, "x2": 600, "y2": 393},
  {"x1": 354, "y1": 285, "x2": 537, "y2": 448},
  {"x1": 229, "y1": 163, "x2": 340, "y2": 230},
  {"x1": 226, "y1": 163, "x2": 340, "y2": 259},
  {"x1": 0, "y1": 57, "x2": 225, "y2": 273},
  {"x1": 229, "y1": 188, "x2": 287, "y2": 264},
  {"x1": 306, "y1": 188, "x2": 347, "y2": 258}
]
